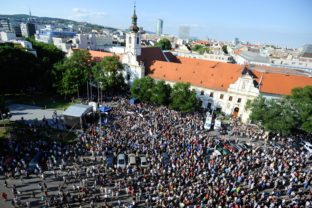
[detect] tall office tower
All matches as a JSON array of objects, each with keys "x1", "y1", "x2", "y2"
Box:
[
  {"x1": 21, "y1": 22, "x2": 36, "y2": 37},
  {"x1": 156, "y1": 19, "x2": 163, "y2": 35},
  {"x1": 0, "y1": 18, "x2": 12, "y2": 32},
  {"x1": 179, "y1": 25, "x2": 190, "y2": 39},
  {"x1": 234, "y1": 37, "x2": 240, "y2": 45}
]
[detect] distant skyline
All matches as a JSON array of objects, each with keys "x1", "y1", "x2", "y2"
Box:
[{"x1": 1, "y1": 0, "x2": 312, "y2": 48}]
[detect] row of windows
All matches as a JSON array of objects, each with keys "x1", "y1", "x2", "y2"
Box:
[{"x1": 199, "y1": 90, "x2": 242, "y2": 103}]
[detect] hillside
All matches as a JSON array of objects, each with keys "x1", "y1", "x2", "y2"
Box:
[{"x1": 0, "y1": 14, "x2": 119, "y2": 32}]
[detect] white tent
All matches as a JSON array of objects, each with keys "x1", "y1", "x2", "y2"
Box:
[{"x1": 63, "y1": 104, "x2": 93, "y2": 129}]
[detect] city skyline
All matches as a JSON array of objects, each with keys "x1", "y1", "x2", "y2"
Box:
[{"x1": 1, "y1": 0, "x2": 312, "y2": 47}]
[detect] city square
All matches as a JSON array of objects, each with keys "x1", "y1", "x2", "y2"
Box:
[
  {"x1": 1, "y1": 96, "x2": 312, "y2": 207},
  {"x1": 1, "y1": 0, "x2": 312, "y2": 207}
]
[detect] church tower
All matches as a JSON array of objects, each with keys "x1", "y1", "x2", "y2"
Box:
[
  {"x1": 123, "y1": 5, "x2": 141, "y2": 64},
  {"x1": 122, "y1": 4, "x2": 145, "y2": 84}
]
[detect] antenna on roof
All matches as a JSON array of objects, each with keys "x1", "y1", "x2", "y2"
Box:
[{"x1": 29, "y1": 8, "x2": 32, "y2": 17}]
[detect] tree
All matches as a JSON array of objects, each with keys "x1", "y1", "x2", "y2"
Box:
[
  {"x1": 26, "y1": 37, "x2": 64, "y2": 91},
  {"x1": 0, "y1": 43, "x2": 41, "y2": 93},
  {"x1": 170, "y1": 82, "x2": 200, "y2": 112},
  {"x1": 150, "y1": 80, "x2": 172, "y2": 105},
  {"x1": 154, "y1": 38, "x2": 172, "y2": 50},
  {"x1": 92, "y1": 56, "x2": 126, "y2": 93},
  {"x1": 261, "y1": 99, "x2": 297, "y2": 135},
  {"x1": 247, "y1": 87, "x2": 312, "y2": 135},
  {"x1": 52, "y1": 50, "x2": 92, "y2": 96},
  {"x1": 0, "y1": 96, "x2": 9, "y2": 114},
  {"x1": 130, "y1": 77, "x2": 155, "y2": 102},
  {"x1": 245, "y1": 96, "x2": 268, "y2": 122},
  {"x1": 288, "y1": 86, "x2": 312, "y2": 133},
  {"x1": 191, "y1": 44, "x2": 210, "y2": 54},
  {"x1": 222, "y1": 45, "x2": 228, "y2": 54}
]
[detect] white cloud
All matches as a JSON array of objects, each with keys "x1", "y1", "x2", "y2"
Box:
[{"x1": 70, "y1": 7, "x2": 109, "y2": 21}]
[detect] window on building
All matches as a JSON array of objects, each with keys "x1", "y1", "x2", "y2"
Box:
[
  {"x1": 200, "y1": 90, "x2": 204, "y2": 95},
  {"x1": 137, "y1": 37, "x2": 139, "y2": 44},
  {"x1": 126, "y1": 73, "x2": 131, "y2": 81},
  {"x1": 242, "y1": 82, "x2": 246, "y2": 89},
  {"x1": 209, "y1": 92, "x2": 214, "y2": 97},
  {"x1": 237, "y1": 98, "x2": 242, "y2": 103},
  {"x1": 229, "y1": 96, "x2": 233, "y2": 101},
  {"x1": 129, "y1": 37, "x2": 132, "y2": 44},
  {"x1": 220, "y1": 94, "x2": 224, "y2": 99}
]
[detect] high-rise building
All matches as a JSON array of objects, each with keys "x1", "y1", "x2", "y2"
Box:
[
  {"x1": 156, "y1": 19, "x2": 163, "y2": 35},
  {"x1": 234, "y1": 37, "x2": 240, "y2": 45},
  {"x1": 0, "y1": 18, "x2": 12, "y2": 32},
  {"x1": 21, "y1": 22, "x2": 36, "y2": 38},
  {"x1": 12, "y1": 25, "x2": 22, "y2": 37},
  {"x1": 179, "y1": 25, "x2": 190, "y2": 39}
]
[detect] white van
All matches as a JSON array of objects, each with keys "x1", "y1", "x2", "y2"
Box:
[
  {"x1": 127, "y1": 154, "x2": 136, "y2": 167},
  {"x1": 139, "y1": 156, "x2": 148, "y2": 168}
]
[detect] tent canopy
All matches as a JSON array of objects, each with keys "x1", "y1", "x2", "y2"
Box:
[
  {"x1": 63, "y1": 104, "x2": 93, "y2": 118},
  {"x1": 99, "y1": 106, "x2": 112, "y2": 113}
]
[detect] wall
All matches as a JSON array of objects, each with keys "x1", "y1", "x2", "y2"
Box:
[{"x1": 151, "y1": 73, "x2": 260, "y2": 123}]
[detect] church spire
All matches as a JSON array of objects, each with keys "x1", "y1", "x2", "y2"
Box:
[{"x1": 129, "y1": 3, "x2": 139, "y2": 33}]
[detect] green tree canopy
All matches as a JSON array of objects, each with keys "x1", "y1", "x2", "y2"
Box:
[
  {"x1": 150, "y1": 80, "x2": 172, "y2": 105},
  {"x1": 26, "y1": 37, "x2": 65, "y2": 91},
  {"x1": 155, "y1": 38, "x2": 172, "y2": 50},
  {"x1": 130, "y1": 77, "x2": 155, "y2": 102},
  {"x1": 222, "y1": 45, "x2": 228, "y2": 54},
  {"x1": 0, "y1": 43, "x2": 41, "y2": 93},
  {"x1": 27, "y1": 37, "x2": 64, "y2": 69},
  {"x1": 170, "y1": 82, "x2": 200, "y2": 112},
  {"x1": 287, "y1": 86, "x2": 312, "y2": 133},
  {"x1": 92, "y1": 56, "x2": 126, "y2": 93},
  {"x1": 191, "y1": 44, "x2": 210, "y2": 54},
  {"x1": 52, "y1": 50, "x2": 92, "y2": 96},
  {"x1": 247, "y1": 86, "x2": 312, "y2": 135}
]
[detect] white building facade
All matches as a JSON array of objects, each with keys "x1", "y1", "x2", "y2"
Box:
[
  {"x1": 121, "y1": 7, "x2": 145, "y2": 85},
  {"x1": 0, "y1": 31, "x2": 16, "y2": 41}
]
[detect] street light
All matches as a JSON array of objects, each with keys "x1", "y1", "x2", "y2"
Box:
[{"x1": 76, "y1": 84, "x2": 79, "y2": 99}]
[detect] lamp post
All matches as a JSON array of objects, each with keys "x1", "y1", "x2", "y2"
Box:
[
  {"x1": 99, "y1": 82, "x2": 103, "y2": 103},
  {"x1": 87, "y1": 81, "x2": 89, "y2": 101},
  {"x1": 97, "y1": 82, "x2": 100, "y2": 104},
  {"x1": 76, "y1": 84, "x2": 79, "y2": 99}
]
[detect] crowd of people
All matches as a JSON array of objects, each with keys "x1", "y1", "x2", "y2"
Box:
[{"x1": 0, "y1": 96, "x2": 311, "y2": 207}]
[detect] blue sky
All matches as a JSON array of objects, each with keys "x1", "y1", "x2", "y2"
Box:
[{"x1": 1, "y1": 0, "x2": 311, "y2": 47}]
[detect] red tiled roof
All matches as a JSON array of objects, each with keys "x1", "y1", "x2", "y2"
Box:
[
  {"x1": 192, "y1": 40, "x2": 210, "y2": 45},
  {"x1": 253, "y1": 71, "x2": 312, "y2": 95},
  {"x1": 147, "y1": 57, "x2": 245, "y2": 91},
  {"x1": 88, "y1": 50, "x2": 122, "y2": 61}
]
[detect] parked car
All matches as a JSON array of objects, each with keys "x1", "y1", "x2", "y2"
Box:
[
  {"x1": 117, "y1": 153, "x2": 126, "y2": 169},
  {"x1": 139, "y1": 156, "x2": 148, "y2": 168},
  {"x1": 127, "y1": 153, "x2": 137, "y2": 167}
]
